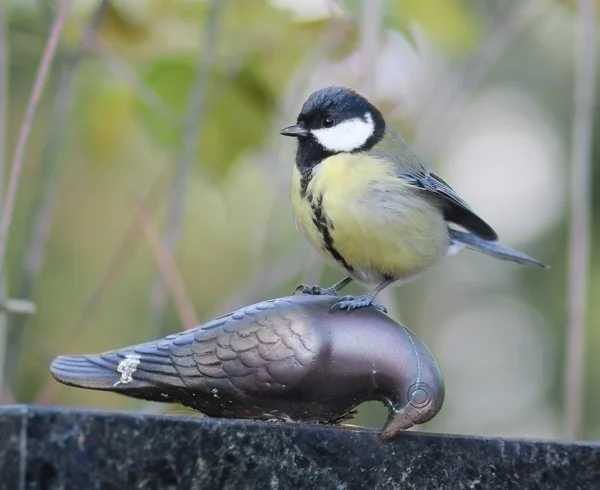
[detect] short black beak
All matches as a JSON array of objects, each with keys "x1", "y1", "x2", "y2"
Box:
[{"x1": 280, "y1": 123, "x2": 309, "y2": 138}]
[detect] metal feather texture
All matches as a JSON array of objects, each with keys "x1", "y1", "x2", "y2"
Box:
[{"x1": 50, "y1": 295, "x2": 445, "y2": 440}]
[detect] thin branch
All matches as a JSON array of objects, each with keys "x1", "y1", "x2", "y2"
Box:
[
  {"x1": 35, "y1": 0, "x2": 54, "y2": 31},
  {"x1": 81, "y1": 0, "x2": 110, "y2": 47},
  {"x1": 0, "y1": 0, "x2": 8, "y2": 405},
  {"x1": 148, "y1": 0, "x2": 224, "y2": 334},
  {"x1": 0, "y1": 299, "x2": 36, "y2": 315},
  {"x1": 359, "y1": 0, "x2": 384, "y2": 100},
  {"x1": 0, "y1": 0, "x2": 71, "y2": 278},
  {"x1": 16, "y1": 0, "x2": 110, "y2": 291},
  {"x1": 1, "y1": 0, "x2": 71, "y2": 404},
  {"x1": 2, "y1": 384, "x2": 13, "y2": 404},
  {"x1": 0, "y1": 1, "x2": 6, "y2": 171},
  {"x1": 8, "y1": 0, "x2": 111, "y2": 385},
  {"x1": 132, "y1": 201, "x2": 198, "y2": 329},
  {"x1": 93, "y1": 36, "x2": 180, "y2": 126},
  {"x1": 35, "y1": 165, "x2": 171, "y2": 406},
  {"x1": 214, "y1": 245, "x2": 309, "y2": 316},
  {"x1": 61, "y1": 166, "x2": 169, "y2": 347},
  {"x1": 564, "y1": 0, "x2": 596, "y2": 441},
  {"x1": 16, "y1": 66, "x2": 72, "y2": 297}
]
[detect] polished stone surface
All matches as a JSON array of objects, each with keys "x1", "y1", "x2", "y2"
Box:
[{"x1": 0, "y1": 404, "x2": 599, "y2": 489}]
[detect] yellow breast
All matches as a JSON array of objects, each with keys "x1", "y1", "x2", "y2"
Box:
[{"x1": 290, "y1": 154, "x2": 449, "y2": 284}]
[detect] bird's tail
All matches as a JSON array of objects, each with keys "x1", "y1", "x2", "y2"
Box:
[
  {"x1": 449, "y1": 229, "x2": 548, "y2": 268},
  {"x1": 50, "y1": 339, "x2": 186, "y2": 405},
  {"x1": 50, "y1": 350, "x2": 148, "y2": 391}
]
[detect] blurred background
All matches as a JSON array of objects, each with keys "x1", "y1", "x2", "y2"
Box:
[{"x1": 0, "y1": 0, "x2": 596, "y2": 441}]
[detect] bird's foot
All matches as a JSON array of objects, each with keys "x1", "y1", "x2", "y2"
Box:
[
  {"x1": 294, "y1": 284, "x2": 338, "y2": 296},
  {"x1": 330, "y1": 295, "x2": 387, "y2": 314}
]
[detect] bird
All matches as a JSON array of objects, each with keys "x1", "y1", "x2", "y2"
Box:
[
  {"x1": 280, "y1": 85, "x2": 547, "y2": 313},
  {"x1": 49, "y1": 294, "x2": 445, "y2": 441}
]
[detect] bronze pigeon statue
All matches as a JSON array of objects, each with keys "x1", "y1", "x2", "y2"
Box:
[{"x1": 50, "y1": 294, "x2": 444, "y2": 440}]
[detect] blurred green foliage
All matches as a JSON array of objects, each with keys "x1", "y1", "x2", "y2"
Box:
[{"x1": 0, "y1": 0, "x2": 597, "y2": 440}]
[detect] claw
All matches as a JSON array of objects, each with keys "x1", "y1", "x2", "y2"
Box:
[
  {"x1": 370, "y1": 301, "x2": 388, "y2": 314},
  {"x1": 329, "y1": 295, "x2": 387, "y2": 314},
  {"x1": 294, "y1": 284, "x2": 311, "y2": 295},
  {"x1": 294, "y1": 284, "x2": 336, "y2": 296}
]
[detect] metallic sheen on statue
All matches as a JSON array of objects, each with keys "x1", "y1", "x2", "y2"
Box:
[{"x1": 50, "y1": 295, "x2": 445, "y2": 440}]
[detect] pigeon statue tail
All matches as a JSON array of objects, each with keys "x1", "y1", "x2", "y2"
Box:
[
  {"x1": 50, "y1": 353, "x2": 121, "y2": 390},
  {"x1": 50, "y1": 335, "x2": 192, "y2": 401}
]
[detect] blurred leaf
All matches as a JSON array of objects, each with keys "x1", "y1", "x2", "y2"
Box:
[
  {"x1": 134, "y1": 56, "x2": 195, "y2": 150},
  {"x1": 219, "y1": 0, "x2": 328, "y2": 90},
  {"x1": 200, "y1": 58, "x2": 275, "y2": 176},
  {"x1": 179, "y1": 161, "x2": 295, "y2": 315},
  {"x1": 79, "y1": 80, "x2": 136, "y2": 161},
  {"x1": 133, "y1": 54, "x2": 275, "y2": 178},
  {"x1": 384, "y1": 0, "x2": 480, "y2": 53},
  {"x1": 98, "y1": 2, "x2": 150, "y2": 45}
]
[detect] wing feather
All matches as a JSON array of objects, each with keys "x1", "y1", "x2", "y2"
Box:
[
  {"x1": 50, "y1": 298, "x2": 319, "y2": 401},
  {"x1": 400, "y1": 170, "x2": 498, "y2": 241}
]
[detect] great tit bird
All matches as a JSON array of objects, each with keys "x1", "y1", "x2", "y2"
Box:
[{"x1": 280, "y1": 85, "x2": 547, "y2": 313}]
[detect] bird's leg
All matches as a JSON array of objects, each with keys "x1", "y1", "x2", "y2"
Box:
[
  {"x1": 330, "y1": 278, "x2": 394, "y2": 314},
  {"x1": 294, "y1": 276, "x2": 353, "y2": 297}
]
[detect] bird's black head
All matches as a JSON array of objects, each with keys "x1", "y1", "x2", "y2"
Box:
[{"x1": 280, "y1": 86, "x2": 386, "y2": 174}]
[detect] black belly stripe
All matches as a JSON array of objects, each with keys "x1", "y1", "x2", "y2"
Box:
[
  {"x1": 299, "y1": 172, "x2": 312, "y2": 198},
  {"x1": 309, "y1": 193, "x2": 354, "y2": 273}
]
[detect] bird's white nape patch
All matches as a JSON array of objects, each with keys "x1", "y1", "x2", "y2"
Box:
[
  {"x1": 114, "y1": 353, "x2": 141, "y2": 386},
  {"x1": 312, "y1": 112, "x2": 374, "y2": 152}
]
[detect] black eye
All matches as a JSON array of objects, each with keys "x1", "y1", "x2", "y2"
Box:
[{"x1": 322, "y1": 117, "x2": 335, "y2": 128}]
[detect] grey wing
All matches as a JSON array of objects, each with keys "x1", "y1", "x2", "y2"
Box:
[
  {"x1": 51, "y1": 299, "x2": 320, "y2": 397},
  {"x1": 112, "y1": 299, "x2": 318, "y2": 394},
  {"x1": 400, "y1": 170, "x2": 498, "y2": 241},
  {"x1": 371, "y1": 127, "x2": 498, "y2": 240},
  {"x1": 51, "y1": 334, "x2": 198, "y2": 393},
  {"x1": 184, "y1": 299, "x2": 320, "y2": 394}
]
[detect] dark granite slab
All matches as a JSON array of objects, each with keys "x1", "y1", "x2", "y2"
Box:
[
  {"x1": 0, "y1": 405, "x2": 599, "y2": 489},
  {"x1": 0, "y1": 405, "x2": 23, "y2": 490}
]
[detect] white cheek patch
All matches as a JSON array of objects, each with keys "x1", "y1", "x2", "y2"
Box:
[{"x1": 312, "y1": 112, "x2": 374, "y2": 152}]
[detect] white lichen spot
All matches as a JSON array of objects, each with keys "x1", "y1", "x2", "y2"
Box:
[{"x1": 113, "y1": 354, "x2": 141, "y2": 386}]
